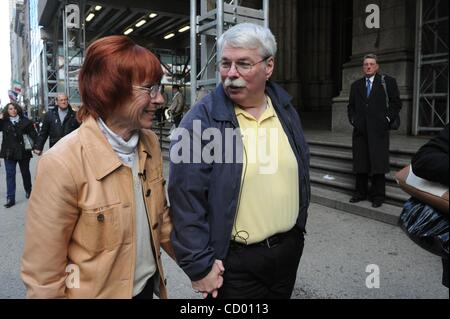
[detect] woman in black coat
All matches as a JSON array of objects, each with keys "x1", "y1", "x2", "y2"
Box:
[
  {"x1": 411, "y1": 124, "x2": 449, "y2": 288},
  {"x1": 0, "y1": 102, "x2": 38, "y2": 208}
]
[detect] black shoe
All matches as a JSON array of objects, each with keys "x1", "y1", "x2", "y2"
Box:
[
  {"x1": 372, "y1": 201, "x2": 383, "y2": 208},
  {"x1": 25, "y1": 191, "x2": 31, "y2": 199},
  {"x1": 4, "y1": 200, "x2": 15, "y2": 208},
  {"x1": 349, "y1": 196, "x2": 366, "y2": 203}
]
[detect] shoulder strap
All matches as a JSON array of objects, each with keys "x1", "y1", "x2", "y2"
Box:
[{"x1": 381, "y1": 74, "x2": 390, "y2": 109}]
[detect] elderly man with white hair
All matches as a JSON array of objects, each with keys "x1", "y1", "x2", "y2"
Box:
[{"x1": 169, "y1": 23, "x2": 310, "y2": 299}]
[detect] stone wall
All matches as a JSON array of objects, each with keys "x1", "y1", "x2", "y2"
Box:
[{"x1": 331, "y1": 0, "x2": 416, "y2": 134}]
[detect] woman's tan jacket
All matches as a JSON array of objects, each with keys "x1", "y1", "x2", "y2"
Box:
[{"x1": 21, "y1": 116, "x2": 175, "y2": 298}]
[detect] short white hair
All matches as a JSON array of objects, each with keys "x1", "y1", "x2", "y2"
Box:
[{"x1": 217, "y1": 23, "x2": 277, "y2": 59}]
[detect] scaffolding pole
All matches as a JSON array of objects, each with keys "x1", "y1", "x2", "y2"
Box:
[
  {"x1": 190, "y1": 0, "x2": 269, "y2": 107},
  {"x1": 412, "y1": 0, "x2": 449, "y2": 135},
  {"x1": 62, "y1": 1, "x2": 86, "y2": 104}
]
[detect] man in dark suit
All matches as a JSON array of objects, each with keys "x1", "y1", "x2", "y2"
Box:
[{"x1": 347, "y1": 54, "x2": 402, "y2": 208}]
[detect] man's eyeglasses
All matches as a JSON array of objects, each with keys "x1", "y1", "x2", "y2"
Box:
[
  {"x1": 133, "y1": 84, "x2": 163, "y2": 98},
  {"x1": 217, "y1": 56, "x2": 271, "y2": 74}
]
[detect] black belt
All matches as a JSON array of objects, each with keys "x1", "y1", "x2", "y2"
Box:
[{"x1": 230, "y1": 228, "x2": 294, "y2": 249}]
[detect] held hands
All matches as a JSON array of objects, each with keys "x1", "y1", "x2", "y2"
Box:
[
  {"x1": 192, "y1": 260, "x2": 225, "y2": 299},
  {"x1": 33, "y1": 149, "x2": 42, "y2": 156}
]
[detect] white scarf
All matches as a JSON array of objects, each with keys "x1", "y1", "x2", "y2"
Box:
[
  {"x1": 9, "y1": 115, "x2": 20, "y2": 125},
  {"x1": 97, "y1": 118, "x2": 139, "y2": 167}
]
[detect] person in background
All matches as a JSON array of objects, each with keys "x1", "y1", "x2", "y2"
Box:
[
  {"x1": 168, "y1": 85, "x2": 185, "y2": 128},
  {"x1": 347, "y1": 54, "x2": 402, "y2": 208},
  {"x1": 0, "y1": 102, "x2": 37, "y2": 208},
  {"x1": 33, "y1": 93, "x2": 79, "y2": 155},
  {"x1": 21, "y1": 35, "x2": 175, "y2": 298},
  {"x1": 155, "y1": 84, "x2": 169, "y2": 124},
  {"x1": 411, "y1": 123, "x2": 449, "y2": 288}
]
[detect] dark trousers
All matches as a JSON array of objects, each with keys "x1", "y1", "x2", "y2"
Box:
[
  {"x1": 132, "y1": 276, "x2": 155, "y2": 299},
  {"x1": 218, "y1": 227, "x2": 305, "y2": 299},
  {"x1": 174, "y1": 113, "x2": 183, "y2": 128},
  {"x1": 4, "y1": 159, "x2": 32, "y2": 201},
  {"x1": 442, "y1": 257, "x2": 449, "y2": 288},
  {"x1": 354, "y1": 173, "x2": 385, "y2": 203}
]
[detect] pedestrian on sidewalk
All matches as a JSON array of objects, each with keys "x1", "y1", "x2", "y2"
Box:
[
  {"x1": 347, "y1": 54, "x2": 402, "y2": 208},
  {"x1": 21, "y1": 35, "x2": 175, "y2": 299},
  {"x1": 168, "y1": 23, "x2": 310, "y2": 299},
  {"x1": 168, "y1": 85, "x2": 185, "y2": 128},
  {"x1": 32, "y1": 93, "x2": 79, "y2": 155},
  {"x1": 0, "y1": 102, "x2": 37, "y2": 208}
]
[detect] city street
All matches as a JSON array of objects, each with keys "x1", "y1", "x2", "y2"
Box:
[{"x1": 0, "y1": 141, "x2": 448, "y2": 299}]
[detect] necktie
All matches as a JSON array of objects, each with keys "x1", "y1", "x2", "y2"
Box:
[{"x1": 366, "y1": 78, "x2": 372, "y2": 97}]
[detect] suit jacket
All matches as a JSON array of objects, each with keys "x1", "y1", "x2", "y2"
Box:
[{"x1": 347, "y1": 73, "x2": 401, "y2": 174}]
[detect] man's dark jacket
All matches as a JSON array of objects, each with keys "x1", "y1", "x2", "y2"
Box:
[
  {"x1": 347, "y1": 73, "x2": 401, "y2": 174},
  {"x1": 168, "y1": 81, "x2": 310, "y2": 281},
  {"x1": 34, "y1": 106, "x2": 79, "y2": 150}
]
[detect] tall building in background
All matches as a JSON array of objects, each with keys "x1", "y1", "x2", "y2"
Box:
[
  {"x1": 9, "y1": 0, "x2": 25, "y2": 105},
  {"x1": 27, "y1": 0, "x2": 44, "y2": 118},
  {"x1": 10, "y1": 0, "x2": 43, "y2": 118}
]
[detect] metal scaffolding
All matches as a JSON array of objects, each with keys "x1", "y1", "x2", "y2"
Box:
[
  {"x1": 41, "y1": 39, "x2": 58, "y2": 111},
  {"x1": 189, "y1": 0, "x2": 269, "y2": 106},
  {"x1": 41, "y1": 1, "x2": 86, "y2": 111},
  {"x1": 413, "y1": 0, "x2": 449, "y2": 135},
  {"x1": 62, "y1": 1, "x2": 86, "y2": 105}
]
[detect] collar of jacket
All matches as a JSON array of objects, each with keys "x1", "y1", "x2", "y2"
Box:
[
  {"x1": 358, "y1": 73, "x2": 381, "y2": 99},
  {"x1": 210, "y1": 81, "x2": 293, "y2": 124},
  {"x1": 52, "y1": 105, "x2": 75, "y2": 116},
  {"x1": 79, "y1": 116, "x2": 153, "y2": 181},
  {"x1": 360, "y1": 73, "x2": 382, "y2": 87}
]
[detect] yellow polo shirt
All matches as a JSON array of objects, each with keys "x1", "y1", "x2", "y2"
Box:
[{"x1": 232, "y1": 96, "x2": 299, "y2": 244}]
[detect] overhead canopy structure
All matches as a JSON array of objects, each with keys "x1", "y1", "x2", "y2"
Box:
[
  {"x1": 36, "y1": 0, "x2": 192, "y2": 110},
  {"x1": 38, "y1": 0, "x2": 191, "y2": 49}
]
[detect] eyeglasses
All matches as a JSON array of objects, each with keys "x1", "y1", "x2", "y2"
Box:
[
  {"x1": 133, "y1": 84, "x2": 163, "y2": 98},
  {"x1": 217, "y1": 56, "x2": 271, "y2": 74}
]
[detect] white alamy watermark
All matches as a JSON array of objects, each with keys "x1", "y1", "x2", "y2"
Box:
[
  {"x1": 65, "y1": 264, "x2": 80, "y2": 289},
  {"x1": 365, "y1": 264, "x2": 380, "y2": 289},
  {"x1": 365, "y1": 4, "x2": 380, "y2": 29},
  {"x1": 169, "y1": 120, "x2": 280, "y2": 174}
]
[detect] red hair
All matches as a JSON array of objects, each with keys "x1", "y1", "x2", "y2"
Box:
[{"x1": 77, "y1": 35, "x2": 163, "y2": 121}]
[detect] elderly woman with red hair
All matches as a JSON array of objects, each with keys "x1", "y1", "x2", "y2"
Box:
[{"x1": 21, "y1": 36, "x2": 175, "y2": 299}]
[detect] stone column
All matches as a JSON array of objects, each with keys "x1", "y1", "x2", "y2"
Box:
[
  {"x1": 331, "y1": 0, "x2": 416, "y2": 134},
  {"x1": 270, "y1": 0, "x2": 301, "y2": 108},
  {"x1": 298, "y1": 0, "x2": 335, "y2": 113}
]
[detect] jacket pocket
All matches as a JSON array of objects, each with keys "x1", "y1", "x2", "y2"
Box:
[{"x1": 78, "y1": 203, "x2": 122, "y2": 252}]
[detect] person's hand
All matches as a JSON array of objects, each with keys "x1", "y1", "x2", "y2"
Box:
[
  {"x1": 192, "y1": 260, "x2": 225, "y2": 298},
  {"x1": 0, "y1": 113, "x2": 3, "y2": 120},
  {"x1": 33, "y1": 149, "x2": 42, "y2": 156}
]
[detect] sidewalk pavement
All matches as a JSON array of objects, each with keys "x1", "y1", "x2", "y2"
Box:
[{"x1": 0, "y1": 140, "x2": 447, "y2": 298}]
